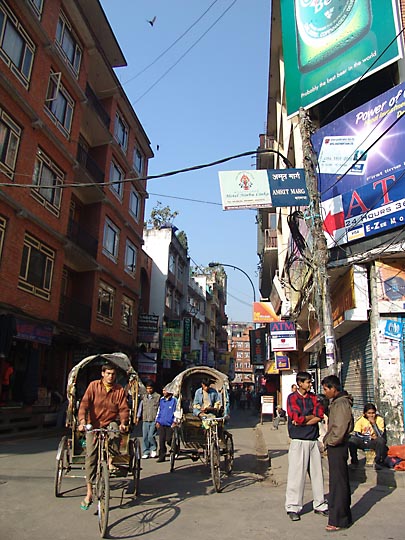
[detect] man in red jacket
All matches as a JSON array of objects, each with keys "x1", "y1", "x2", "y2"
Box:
[{"x1": 78, "y1": 363, "x2": 129, "y2": 510}]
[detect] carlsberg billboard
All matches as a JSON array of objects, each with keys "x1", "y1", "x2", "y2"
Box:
[{"x1": 280, "y1": 0, "x2": 403, "y2": 117}]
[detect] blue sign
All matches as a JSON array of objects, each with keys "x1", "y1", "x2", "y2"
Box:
[
  {"x1": 268, "y1": 169, "x2": 309, "y2": 207},
  {"x1": 383, "y1": 319, "x2": 403, "y2": 341}
]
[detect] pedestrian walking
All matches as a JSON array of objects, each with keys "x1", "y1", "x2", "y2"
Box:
[
  {"x1": 285, "y1": 371, "x2": 328, "y2": 521},
  {"x1": 322, "y1": 375, "x2": 354, "y2": 532},
  {"x1": 155, "y1": 388, "x2": 177, "y2": 462},
  {"x1": 136, "y1": 380, "x2": 160, "y2": 459}
]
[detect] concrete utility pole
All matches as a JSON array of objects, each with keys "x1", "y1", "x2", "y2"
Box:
[{"x1": 299, "y1": 108, "x2": 337, "y2": 375}]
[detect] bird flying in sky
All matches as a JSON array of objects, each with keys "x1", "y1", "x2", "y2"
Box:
[{"x1": 147, "y1": 16, "x2": 156, "y2": 27}]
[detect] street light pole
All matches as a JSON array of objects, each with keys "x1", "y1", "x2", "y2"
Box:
[{"x1": 208, "y1": 262, "x2": 257, "y2": 303}]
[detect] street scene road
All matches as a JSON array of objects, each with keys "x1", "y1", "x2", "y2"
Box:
[{"x1": 0, "y1": 409, "x2": 403, "y2": 540}]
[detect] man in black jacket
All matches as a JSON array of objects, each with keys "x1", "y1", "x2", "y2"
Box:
[{"x1": 322, "y1": 375, "x2": 354, "y2": 532}]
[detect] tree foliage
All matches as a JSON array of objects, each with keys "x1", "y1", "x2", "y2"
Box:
[
  {"x1": 147, "y1": 201, "x2": 179, "y2": 229},
  {"x1": 176, "y1": 230, "x2": 188, "y2": 251}
]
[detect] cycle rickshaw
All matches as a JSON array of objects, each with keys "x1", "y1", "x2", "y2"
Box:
[
  {"x1": 165, "y1": 366, "x2": 234, "y2": 492},
  {"x1": 54, "y1": 352, "x2": 144, "y2": 536}
]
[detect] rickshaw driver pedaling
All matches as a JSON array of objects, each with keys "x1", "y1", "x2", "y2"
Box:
[{"x1": 78, "y1": 362, "x2": 129, "y2": 510}]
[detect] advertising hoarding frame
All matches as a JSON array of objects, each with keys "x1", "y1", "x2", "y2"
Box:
[{"x1": 280, "y1": 0, "x2": 403, "y2": 118}]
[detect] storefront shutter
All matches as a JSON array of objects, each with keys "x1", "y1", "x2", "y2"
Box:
[{"x1": 340, "y1": 323, "x2": 373, "y2": 418}]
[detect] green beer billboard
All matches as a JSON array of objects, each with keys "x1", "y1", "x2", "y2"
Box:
[{"x1": 280, "y1": 0, "x2": 403, "y2": 117}]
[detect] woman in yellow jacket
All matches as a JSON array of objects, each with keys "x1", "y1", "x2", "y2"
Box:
[{"x1": 348, "y1": 402, "x2": 388, "y2": 466}]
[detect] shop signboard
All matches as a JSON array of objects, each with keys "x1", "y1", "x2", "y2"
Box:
[
  {"x1": 269, "y1": 321, "x2": 297, "y2": 351},
  {"x1": 249, "y1": 328, "x2": 267, "y2": 365},
  {"x1": 161, "y1": 320, "x2": 183, "y2": 362},
  {"x1": 253, "y1": 301, "x2": 279, "y2": 323},
  {"x1": 218, "y1": 169, "x2": 308, "y2": 210},
  {"x1": 137, "y1": 314, "x2": 159, "y2": 343},
  {"x1": 280, "y1": 0, "x2": 402, "y2": 117}
]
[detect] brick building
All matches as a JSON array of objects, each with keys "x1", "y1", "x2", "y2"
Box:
[{"x1": 0, "y1": 0, "x2": 153, "y2": 417}]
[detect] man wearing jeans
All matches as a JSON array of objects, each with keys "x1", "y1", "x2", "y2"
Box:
[
  {"x1": 285, "y1": 371, "x2": 328, "y2": 521},
  {"x1": 136, "y1": 380, "x2": 160, "y2": 458}
]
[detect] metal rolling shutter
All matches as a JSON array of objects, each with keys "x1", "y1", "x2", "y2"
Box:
[{"x1": 340, "y1": 323, "x2": 373, "y2": 418}]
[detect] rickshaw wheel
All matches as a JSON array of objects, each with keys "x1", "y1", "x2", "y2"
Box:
[
  {"x1": 54, "y1": 435, "x2": 68, "y2": 497},
  {"x1": 97, "y1": 461, "x2": 110, "y2": 537},
  {"x1": 170, "y1": 428, "x2": 180, "y2": 473},
  {"x1": 210, "y1": 441, "x2": 221, "y2": 492},
  {"x1": 224, "y1": 432, "x2": 234, "y2": 475},
  {"x1": 129, "y1": 437, "x2": 141, "y2": 497}
]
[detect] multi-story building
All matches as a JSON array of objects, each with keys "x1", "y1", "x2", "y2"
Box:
[
  {"x1": 227, "y1": 323, "x2": 253, "y2": 386},
  {"x1": 142, "y1": 224, "x2": 190, "y2": 383},
  {"x1": 258, "y1": 0, "x2": 405, "y2": 442},
  {"x1": 194, "y1": 268, "x2": 228, "y2": 368},
  {"x1": 0, "y1": 0, "x2": 152, "y2": 419},
  {"x1": 185, "y1": 276, "x2": 207, "y2": 365}
]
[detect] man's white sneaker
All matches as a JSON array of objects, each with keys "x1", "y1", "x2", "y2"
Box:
[
  {"x1": 150, "y1": 450, "x2": 157, "y2": 458},
  {"x1": 142, "y1": 454, "x2": 149, "y2": 459}
]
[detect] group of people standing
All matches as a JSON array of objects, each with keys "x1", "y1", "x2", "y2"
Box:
[{"x1": 285, "y1": 371, "x2": 388, "y2": 532}]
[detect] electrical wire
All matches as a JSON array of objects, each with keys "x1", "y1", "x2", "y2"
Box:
[
  {"x1": 100, "y1": 0, "x2": 221, "y2": 93},
  {"x1": 321, "y1": 24, "x2": 405, "y2": 127},
  {"x1": 0, "y1": 148, "x2": 271, "y2": 189},
  {"x1": 133, "y1": 0, "x2": 238, "y2": 104}
]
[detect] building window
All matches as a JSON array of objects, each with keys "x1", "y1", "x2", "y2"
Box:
[
  {"x1": 102, "y1": 217, "x2": 120, "y2": 261},
  {"x1": 177, "y1": 261, "x2": 184, "y2": 281},
  {"x1": 165, "y1": 286, "x2": 173, "y2": 309},
  {"x1": 174, "y1": 293, "x2": 180, "y2": 315},
  {"x1": 97, "y1": 281, "x2": 115, "y2": 324},
  {"x1": 109, "y1": 160, "x2": 123, "y2": 199},
  {"x1": 129, "y1": 186, "x2": 140, "y2": 221},
  {"x1": 28, "y1": 0, "x2": 43, "y2": 17},
  {"x1": 0, "y1": 215, "x2": 6, "y2": 261},
  {"x1": 18, "y1": 233, "x2": 55, "y2": 300},
  {"x1": 125, "y1": 239, "x2": 137, "y2": 277},
  {"x1": 133, "y1": 147, "x2": 144, "y2": 174},
  {"x1": 45, "y1": 72, "x2": 74, "y2": 137},
  {"x1": 31, "y1": 149, "x2": 63, "y2": 217},
  {"x1": 114, "y1": 111, "x2": 128, "y2": 152},
  {"x1": 0, "y1": 2, "x2": 35, "y2": 88},
  {"x1": 169, "y1": 252, "x2": 176, "y2": 274},
  {"x1": 121, "y1": 295, "x2": 134, "y2": 332},
  {"x1": 55, "y1": 12, "x2": 82, "y2": 76},
  {"x1": 0, "y1": 107, "x2": 21, "y2": 177}
]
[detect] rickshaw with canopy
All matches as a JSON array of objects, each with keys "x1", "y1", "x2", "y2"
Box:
[
  {"x1": 165, "y1": 366, "x2": 234, "y2": 492},
  {"x1": 54, "y1": 352, "x2": 144, "y2": 536}
]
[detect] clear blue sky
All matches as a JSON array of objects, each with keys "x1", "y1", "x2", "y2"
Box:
[{"x1": 100, "y1": 0, "x2": 270, "y2": 322}]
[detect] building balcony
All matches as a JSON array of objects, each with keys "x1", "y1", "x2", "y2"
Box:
[
  {"x1": 81, "y1": 84, "x2": 112, "y2": 146},
  {"x1": 73, "y1": 144, "x2": 105, "y2": 204},
  {"x1": 264, "y1": 228, "x2": 277, "y2": 250},
  {"x1": 85, "y1": 83, "x2": 110, "y2": 129},
  {"x1": 59, "y1": 295, "x2": 91, "y2": 330},
  {"x1": 64, "y1": 218, "x2": 99, "y2": 272}
]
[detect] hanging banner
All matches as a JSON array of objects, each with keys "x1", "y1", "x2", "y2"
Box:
[
  {"x1": 268, "y1": 169, "x2": 309, "y2": 206},
  {"x1": 218, "y1": 169, "x2": 309, "y2": 210},
  {"x1": 218, "y1": 170, "x2": 272, "y2": 210}
]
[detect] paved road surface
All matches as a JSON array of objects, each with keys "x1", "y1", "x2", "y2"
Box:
[{"x1": 0, "y1": 408, "x2": 403, "y2": 539}]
